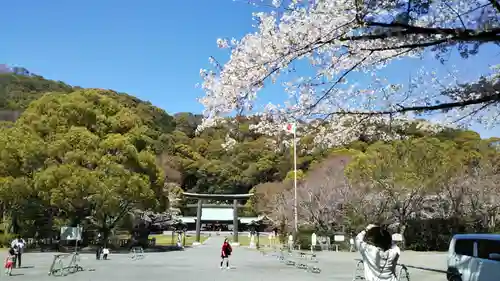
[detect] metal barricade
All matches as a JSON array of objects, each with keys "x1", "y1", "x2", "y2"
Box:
[
  {"x1": 297, "y1": 251, "x2": 321, "y2": 273},
  {"x1": 283, "y1": 250, "x2": 321, "y2": 273},
  {"x1": 130, "y1": 246, "x2": 145, "y2": 260},
  {"x1": 352, "y1": 259, "x2": 365, "y2": 281},
  {"x1": 48, "y1": 252, "x2": 84, "y2": 276},
  {"x1": 262, "y1": 244, "x2": 322, "y2": 274}
]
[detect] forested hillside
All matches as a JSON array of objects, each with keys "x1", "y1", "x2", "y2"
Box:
[
  {"x1": 1, "y1": 71, "x2": 498, "y2": 199},
  {"x1": 0, "y1": 70, "x2": 499, "y2": 250}
]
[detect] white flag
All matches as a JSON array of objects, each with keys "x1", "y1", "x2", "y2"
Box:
[{"x1": 284, "y1": 123, "x2": 296, "y2": 133}]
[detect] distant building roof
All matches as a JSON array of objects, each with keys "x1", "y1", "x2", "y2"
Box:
[
  {"x1": 183, "y1": 192, "x2": 253, "y2": 200},
  {"x1": 178, "y1": 212, "x2": 267, "y2": 223}
]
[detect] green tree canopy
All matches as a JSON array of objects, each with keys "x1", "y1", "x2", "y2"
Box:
[{"x1": 0, "y1": 89, "x2": 165, "y2": 237}]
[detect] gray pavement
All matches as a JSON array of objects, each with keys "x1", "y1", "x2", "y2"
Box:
[{"x1": 2, "y1": 237, "x2": 448, "y2": 281}]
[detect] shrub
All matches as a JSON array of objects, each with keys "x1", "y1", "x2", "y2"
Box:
[{"x1": 0, "y1": 233, "x2": 14, "y2": 248}]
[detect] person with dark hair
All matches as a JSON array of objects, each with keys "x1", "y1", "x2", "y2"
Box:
[
  {"x1": 355, "y1": 224, "x2": 400, "y2": 281},
  {"x1": 220, "y1": 238, "x2": 232, "y2": 269},
  {"x1": 96, "y1": 246, "x2": 102, "y2": 260},
  {"x1": 10, "y1": 235, "x2": 25, "y2": 268}
]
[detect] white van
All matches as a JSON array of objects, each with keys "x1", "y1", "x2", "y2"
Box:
[{"x1": 447, "y1": 234, "x2": 500, "y2": 281}]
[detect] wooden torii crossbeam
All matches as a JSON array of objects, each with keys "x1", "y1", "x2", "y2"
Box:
[{"x1": 182, "y1": 192, "x2": 254, "y2": 244}]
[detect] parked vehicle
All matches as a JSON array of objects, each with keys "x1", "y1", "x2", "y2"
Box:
[{"x1": 447, "y1": 234, "x2": 500, "y2": 281}]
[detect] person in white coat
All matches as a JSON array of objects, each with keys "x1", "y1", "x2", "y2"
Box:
[
  {"x1": 355, "y1": 224, "x2": 400, "y2": 281},
  {"x1": 10, "y1": 236, "x2": 25, "y2": 268}
]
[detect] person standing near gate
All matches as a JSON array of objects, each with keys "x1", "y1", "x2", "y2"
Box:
[
  {"x1": 288, "y1": 233, "x2": 294, "y2": 251},
  {"x1": 349, "y1": 236, "x2": 355, "y2": 252},
  {"x1": 10, "y1": 235, "x2": 25, "y2": 268}
]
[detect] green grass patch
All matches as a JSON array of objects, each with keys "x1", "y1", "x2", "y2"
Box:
[
  {"x1": 228, "y1": 235, "x2": 272, "y2": 247},
  {"x1": 149, "y1": 234, "x2": 208, "y2": 246},
  {"x1": 234, "y1": 235, "x2": 250, "y2": 246}
]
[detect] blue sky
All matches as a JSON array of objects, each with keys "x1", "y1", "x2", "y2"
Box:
[{"x1": 1, "y1": 0, "x2": 498, "y2": 137}]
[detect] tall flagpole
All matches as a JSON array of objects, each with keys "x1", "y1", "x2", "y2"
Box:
[{"x1": 293, "y1": 124, "x2": 298, "y2": 234}]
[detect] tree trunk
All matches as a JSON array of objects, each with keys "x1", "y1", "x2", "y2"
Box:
[
  {"x1": 103, "y1": 229, "x2": 110, "y2": 247},
  {"x1": 0, "y1": 203, "x2": 4, "y2": 230},
  {"x1": 11, "y1": 214, "x2": 19, "y2": 234},
  {"x1": 101, "y1": 225, "x2": 111, "y2": 248}
]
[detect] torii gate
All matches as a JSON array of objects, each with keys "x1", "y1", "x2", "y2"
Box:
[{"x1": 182, "y1": 192, "x2": 253, "y2": 244}]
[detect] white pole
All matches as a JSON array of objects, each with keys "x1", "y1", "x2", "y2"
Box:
[{"x1": 293, "y1": 125, "x2": 298, "y2": 234}]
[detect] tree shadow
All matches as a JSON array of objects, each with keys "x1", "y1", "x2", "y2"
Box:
[
  {"x1": 354, "y1": 258, "x2": 448, "y2": 274},
  {"x1": 17, "y1": 265, "x2": 35, "y2": 269}
]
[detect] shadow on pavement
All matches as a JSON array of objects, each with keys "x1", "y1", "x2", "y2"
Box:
[{"x1": 403, "y1": 264, "x2": 447, "y2": 274}]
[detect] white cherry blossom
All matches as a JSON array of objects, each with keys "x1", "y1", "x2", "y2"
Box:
[
  {"x1": 199, "y1": 0, "x2": 500, "y2": 143},
  {"x1": 221, "y1": 134, "x2": 237, "y2": 151}
]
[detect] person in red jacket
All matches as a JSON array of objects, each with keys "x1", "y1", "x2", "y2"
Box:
[{"x1": 220, "y1": 238, "x2": 232, "y2": 269}]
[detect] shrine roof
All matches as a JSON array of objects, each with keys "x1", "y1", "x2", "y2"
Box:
[{"x1": 182, "y1": 192, "x2": 253, "y2": 200}]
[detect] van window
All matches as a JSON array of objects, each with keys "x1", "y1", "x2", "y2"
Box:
[
  {"x1": 455, "y1": 239, "x2": 474, "y2": 256},
  {"x1": 477, "y1": 239, "x2": 500, "y2": 261}
]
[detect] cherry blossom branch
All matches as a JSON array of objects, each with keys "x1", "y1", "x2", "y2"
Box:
[
  {"x1": 359, "y1": 39, "x2": 449, "y2": 52},
  {"x1": 489, "y1": 0, "x2": 500, "y2": 13},
  {"x1": 199, "y1": 0, "x2": 500, "y2": 136},
  {"x1": 337, "y1": 92, "x2": 500, "y2": 116},
  {"x1": 343, "y1": 24, "x2": 500, "y2": 47},
  {"x1": 304, "y1": 51, "x2": 374, "y2": 113}
]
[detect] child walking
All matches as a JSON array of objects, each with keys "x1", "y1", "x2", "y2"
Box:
[
  {"x1": 220, "y1": 238, "x2": 232, "y2": 269},
  {"x1": 102, "y1": 247, "x2": 110, "y2": 260},
  {"x1": 5, "y1": 248, "x2": 15, "y2": 276}
]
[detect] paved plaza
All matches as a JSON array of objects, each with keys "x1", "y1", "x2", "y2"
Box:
[{"x1": 5, "y1": 237, "x2": 447, "y2": 281}]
